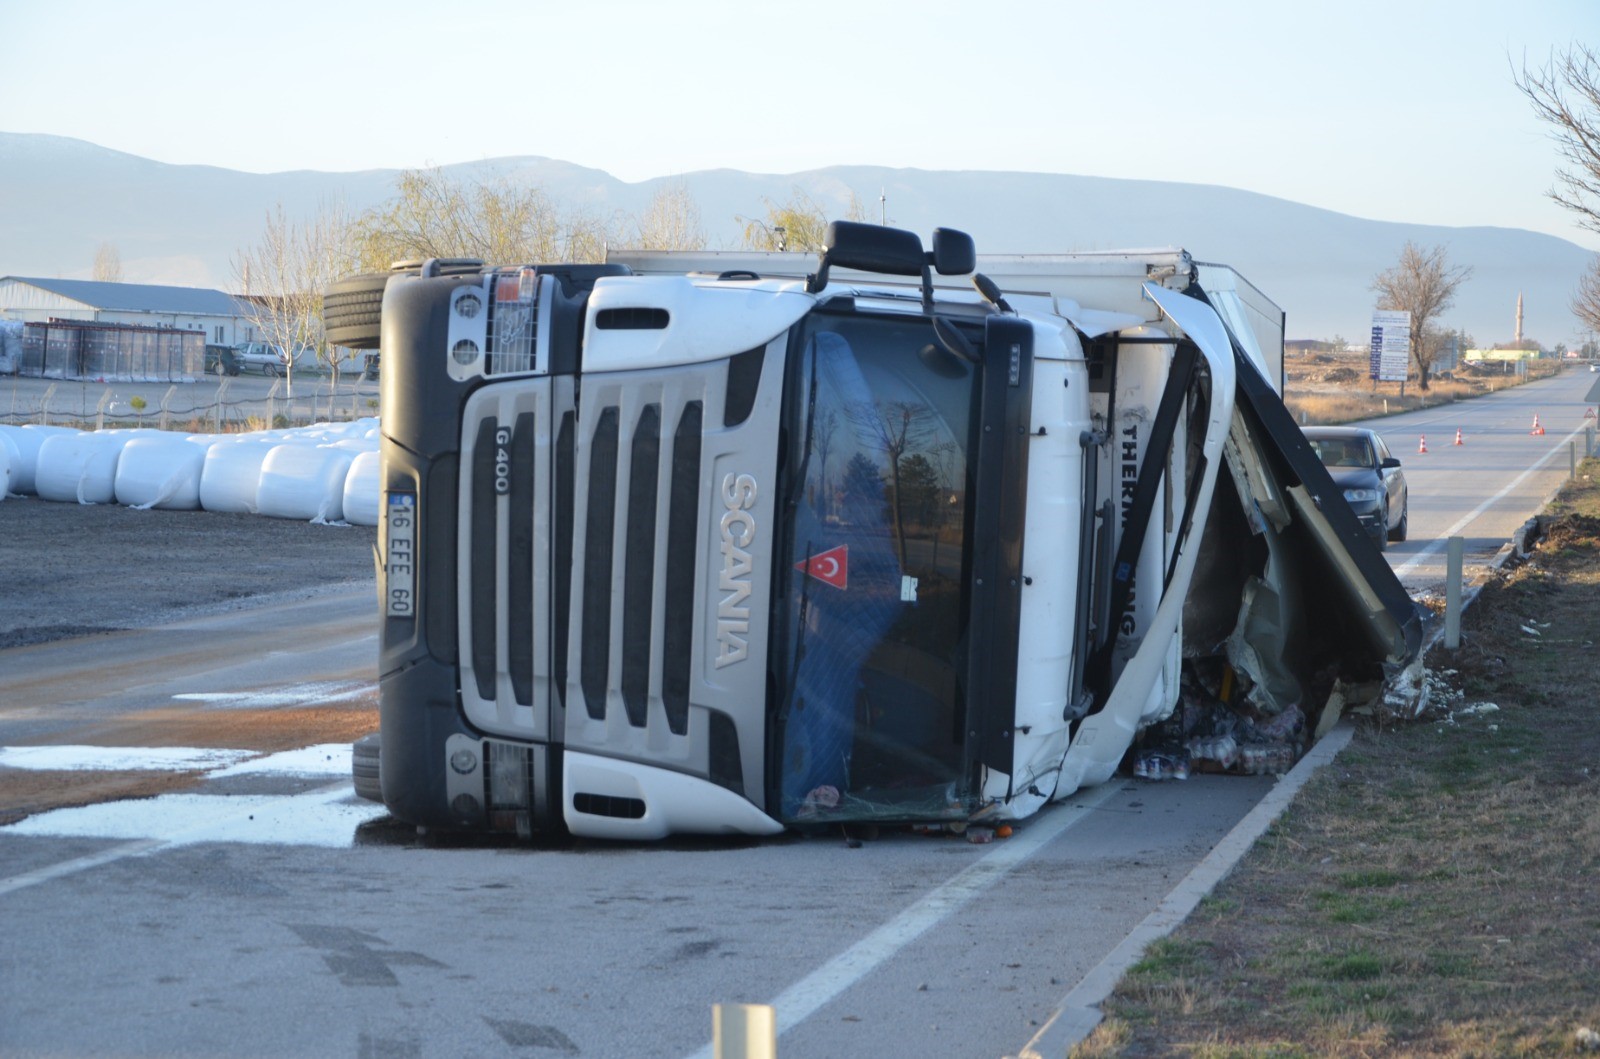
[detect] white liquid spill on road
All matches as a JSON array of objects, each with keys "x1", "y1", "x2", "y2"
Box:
[
  {"x1": 170, "y1": 680, "x2": 375, "y2": 709},
  {"x1": 0, "y1": 747, "x2": 383, "y2": 894},
  {"x1": 210, "y1": 743, "x2": 353, "y2": 776},
  {"x1": 0, "y1": 746, "x2": 256, "y2": 771},
  {"x1": 3, "y1": 783, "x2": 386, "y2": 848},
  {"x1": 0, "y1": 743, "x2": 353, "y2": 776}
]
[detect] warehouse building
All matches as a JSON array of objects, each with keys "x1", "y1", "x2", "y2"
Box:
[{"x1": 0, "y1": 276, "x2": 256, "y2": 346}]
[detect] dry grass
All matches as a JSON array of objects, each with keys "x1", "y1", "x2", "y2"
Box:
[
  {"x1": 1075, "y1": 462, "x2": 1600, "y2": 1058},
  {"x1": 1283, "y1": 351, "x2": 1564, "y2": 426}
]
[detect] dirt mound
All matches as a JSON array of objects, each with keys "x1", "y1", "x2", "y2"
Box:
[{"x1": 1538, "y1": 512, "x2": 1600, "y2": 554}]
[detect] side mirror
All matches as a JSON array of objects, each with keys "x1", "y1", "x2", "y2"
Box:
[
  {"x1": 1381, "y1": 456, "x2": 1401, "y2": 469},
  {"x1": 930, "y1": 228, "x2": 975, "y2": 275},
  {"x1": 819, "y1": 221, "x2": 926, "y2": 277}
]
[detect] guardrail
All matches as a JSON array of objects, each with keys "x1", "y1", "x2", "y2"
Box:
[{"x1": 1, "y1": 374, "x2": 381, "y2": 432}]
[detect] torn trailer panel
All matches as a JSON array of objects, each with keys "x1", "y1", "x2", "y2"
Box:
[{"x1": 331, "y1": 222, "x2": 1421, "y2": 841}]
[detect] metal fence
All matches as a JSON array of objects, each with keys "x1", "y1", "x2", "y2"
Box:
[{"x1": 1, "y1": 374, "x2": 381, "y2": 432}]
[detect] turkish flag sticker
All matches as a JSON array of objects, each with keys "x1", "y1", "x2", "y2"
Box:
[{"x1": 795, "y1": 545, "x2": 848, "y2": 589}]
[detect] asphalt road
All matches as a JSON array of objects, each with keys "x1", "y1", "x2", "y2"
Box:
[
  {"x1": 1351, "y1": 369, "x2": 1599, "y2": 594},
  {"x1": 1, "y1": 369, "x2": 1593, "y2": 1057}
]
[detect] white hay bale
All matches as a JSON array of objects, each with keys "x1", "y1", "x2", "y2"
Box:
[
  {"x1": 255, "y1": 444, "x2": 357, "y2": 522},
  {"x1": 341, "y1": 449, "x2": 382, "y2": 526},
  {"x1": 113, "y1": 434, "x2": 212, "y2": 510},
  {"x1": 1, "y1": 425, "x2": 80, "y2": 495},
  {"x1": 0, "y1": 432, "x2": 12, "y2": 499},
  {"x1": 199, "y1": 437, "x2": 278, "y2": 514},
  {"x1": 35, "y1": 431, "x2": 136, "y2": 504}
]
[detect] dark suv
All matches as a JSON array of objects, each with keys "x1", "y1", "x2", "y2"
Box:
[{"x1": 203, "y1": 344, "x2": 241, "y2": 376}]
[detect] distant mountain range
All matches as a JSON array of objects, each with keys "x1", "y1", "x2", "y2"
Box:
[{"x1": 1, "y1": 131, "x2": 1594, "y2": 345}]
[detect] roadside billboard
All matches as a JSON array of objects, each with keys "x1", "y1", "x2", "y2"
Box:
[{"x1": 1370, "y1": 310, "x2": 1410, "y2": 382}]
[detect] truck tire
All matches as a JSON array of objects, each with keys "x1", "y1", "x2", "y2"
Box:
[
  {"x1": 352, "y1": 733, "x2": 383, "y2": 803},
  {"x1": 323, "y1": 272, "x2": 391, "y2": 351}
]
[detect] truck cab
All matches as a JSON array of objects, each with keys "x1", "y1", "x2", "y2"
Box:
[{"x1": 336, "y1": 222, "x2": 1420, "y2": 841}]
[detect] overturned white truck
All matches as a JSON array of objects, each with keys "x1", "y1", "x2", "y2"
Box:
[{"x1": 324, "y1": 222, "x2": 1421, "y2": 841}]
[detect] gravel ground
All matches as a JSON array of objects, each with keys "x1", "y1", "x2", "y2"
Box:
[{"x1": 0, "y1": 495, "x2": 378, "y2": 649}]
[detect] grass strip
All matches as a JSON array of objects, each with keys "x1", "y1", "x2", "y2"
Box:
[{"x1": 1075, "y1": 461, "x2": 1600, "y2": 1058}]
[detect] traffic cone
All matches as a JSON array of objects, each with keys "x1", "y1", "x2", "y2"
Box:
[
  {"x1": 1418, "y1": 435, "x2": 1428, "y2": 454},
  {"x1": 1531, "y1": 414, "x2": 1545, "y2": 436},
  {"x1": 1454, "y1": 428, "x2": 1463, "y2": 446}
]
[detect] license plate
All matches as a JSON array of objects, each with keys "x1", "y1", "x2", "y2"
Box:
[{"x1": 385, "y1": 493, "x2": 416, "y2": 618}]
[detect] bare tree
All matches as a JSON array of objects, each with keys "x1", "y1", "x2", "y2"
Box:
[
  {"x1": 351, "y1": 167, "x2": 608, "y2": 270},
  {"x1": 1371, "y1": 242, "x2": 1472, "y2": 391},
  {"x1": 845, "y1": 399, "x2": 939, "y2": 567},
  {"x1": 1514, "y1": 45, "x2": 1600, "y2": 235},
  {"x1": 737, "y1": 188, "x2": 872, "y2": 252},
  {"x1": 92, "y1": 242, "x2": 123, "y2": 283},
  {"x1": 234, "y1": 201, "x2": 360, "y2": 396},
  {"x1": 1575, "y1": 255, "x2": 1600, "y2": 336},
  {"x1": 631, "y1": 180, "x2": 705, "y2": 250}
]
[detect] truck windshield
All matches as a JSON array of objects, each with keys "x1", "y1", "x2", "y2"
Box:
[{"x1": 771, "y1": 307, "x2": 980, "y2": 823}]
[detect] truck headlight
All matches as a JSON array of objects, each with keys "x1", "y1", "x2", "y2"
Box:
[{"x1": 1343, "y1": 488, "x2": 1379, "y2": 503}]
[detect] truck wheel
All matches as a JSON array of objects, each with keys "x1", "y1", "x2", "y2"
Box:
[
  {"x1": 323, "y1": 272, "x2": 391, "y2": 351},
  {"x1": 352, "y1": 733, "x2": 382, "y2": 803}
]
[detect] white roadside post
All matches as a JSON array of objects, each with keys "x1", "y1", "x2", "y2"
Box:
[
  {"x1": 1445, "y1": 536, "x2": 1465, "y2": 651},
  {"x1": 713, "y1": 1004, "x2": 776, "y2": 1059}
]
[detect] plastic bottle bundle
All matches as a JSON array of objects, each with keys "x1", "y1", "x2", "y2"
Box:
[
  {"x1": 1132, "y1": 748, "x2": 1191, "y2": 781},
  {"x1": 1237, "y1": 743, "x2": 1296, "y2": 775},
  {"x1": 1186, "y1": 733, "x2": 1240, "y2": 770}
]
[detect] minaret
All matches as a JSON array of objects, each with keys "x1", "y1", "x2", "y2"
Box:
[{"x1": 1515, "y1": 292, "x2": 1524, "y2": 346}]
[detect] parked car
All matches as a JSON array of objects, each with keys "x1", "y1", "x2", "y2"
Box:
[
  {"x1": 1303, "y1": 426, "x2": 1408, "y2": 549},
  {"x1": 203, "y1": 344, "x2": 241, "y2": 376},
  {"x1": 233, "y1": 342, "x2": 295, "y2": 376}
]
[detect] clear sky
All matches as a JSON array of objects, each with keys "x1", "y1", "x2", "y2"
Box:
[{"x1": 3, "y1": 0, "x2": 1598, "y2": 249}]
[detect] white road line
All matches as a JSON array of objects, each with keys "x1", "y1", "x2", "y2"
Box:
[
  {"x1": 1393, "y1": 420, "x2": 1592, "y2": 579},
  {"x1": 0, "y1": 839, "x2": 168, "y2": 897},
  {"x1": 681, "y1": 782, "x2": 1128, "y2": 1059}
]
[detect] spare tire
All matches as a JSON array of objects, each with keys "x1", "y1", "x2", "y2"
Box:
[{"x1": 323, "y1": 272, "x2": 391, "y2": 350}]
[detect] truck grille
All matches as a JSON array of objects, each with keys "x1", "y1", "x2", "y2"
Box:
[
  {"x1": 578, "y1": 396, "x2": 703, "y2": 736},
  {"x1": 457, "y1": 381, "x2": 704, "y2": 740}
]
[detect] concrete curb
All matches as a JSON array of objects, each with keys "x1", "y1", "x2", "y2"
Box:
[{"x1": 1012, "y1": 725, "x2": 1357, "y2": 1058}]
